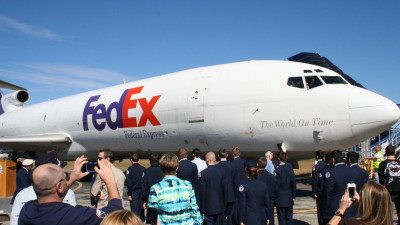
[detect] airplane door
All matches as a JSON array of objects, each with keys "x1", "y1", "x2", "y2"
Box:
[{"x1": 188, "y1": 77, "x2": 208, "y2": 124}]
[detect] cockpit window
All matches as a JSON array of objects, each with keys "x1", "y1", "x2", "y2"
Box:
[
  {"x1": 287, "y1": 77, "x2": 304, "y2": 89},
  {"x1": 321, "y1": 76, "x2": 348, "y2": 84},
  {"x1": 305, "y1": 76, "x2": 323, "y2": 89}
]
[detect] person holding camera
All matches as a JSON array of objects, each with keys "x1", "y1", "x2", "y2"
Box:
[
  {"x1": 91, "y1": 149, "x2": 125, "y2": 208},
  {"x1": 19, "y1": 156, "x2": 124, "y2": 225},
  {"x1": 327, "y1": 181, "x2": 393, "y2": 225}
]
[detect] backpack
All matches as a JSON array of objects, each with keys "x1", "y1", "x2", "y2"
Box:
[{"x1": 385, "y1": 160, "x2": 400, "y2": 192}]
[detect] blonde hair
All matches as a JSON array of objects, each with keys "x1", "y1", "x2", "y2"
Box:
[
  {"x1": 177, "y1": 148, "x2": 189, "y2": 159},
  {"x1": 159, "y1": 153, "x2": 179, "y2": 175},
  {"x1": 100, "y1": 210, "x2": 144, "y2": 225},
  {"x1": 358, "y1": 181, "x2": 393, "y2": 225},
  {"x1": 231, "y1": 147, "x2": 241, "y2": 157}
]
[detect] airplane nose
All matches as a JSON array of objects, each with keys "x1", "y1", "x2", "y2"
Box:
[{"x1": 349, "y1": 88, "x2": 400, "y2": 142}]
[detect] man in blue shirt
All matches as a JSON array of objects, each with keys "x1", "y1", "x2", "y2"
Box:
[
  {"x1": 265, "y1": 151, "x2": 275, "y2": 175},
  {"x1": 18, "y1": 156, "x2": 123, "y2": 225},
  {"x1": 275, "y1": 151, "x2": 296, "y2": 225}
]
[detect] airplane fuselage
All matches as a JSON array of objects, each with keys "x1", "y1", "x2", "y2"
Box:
[{"x1": 1, "y1": 60, "x2": 399, "y2": 160}]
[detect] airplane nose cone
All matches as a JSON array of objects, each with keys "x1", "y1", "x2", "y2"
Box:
[{"x1": 349, "y1": 88, "x2": 400, "y2": 142}]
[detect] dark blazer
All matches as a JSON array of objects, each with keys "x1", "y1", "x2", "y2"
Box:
[
  {"x1": 199, "y1": 164, "x2": 228, "y2": 215},
  {"x1": 343, "y1": 164, "x2": 370, "y2": 219},
  {"x1": 238, "y1": 179, "x2": 270, "y2": 225},
  {"x1": 275, "y1": 163, "x2": 296, "y2": 207},
  {"x1": 11, "y1": 168, "x2": 32, "y2": 204},
  {"x1": 177, "y1": 159, "x2": 199, "y2": 198},
  {"x1": 216, "y1": 160, "x2": 235, "y2": 204},
  {"x1": 142, "y1": 163, "x2": 164, "y2": 202},
  {"x1": 257, "y1": 169, "x2": 277, "y2": 223},
  {"x1": 177, "y1": 159, "x2": 198, "y2": 184},
  {"x1": 312, "y1": 160, "x2": 326, "y2": 197},
  {"x1": 126, "y1": 163, "x2": 145, "y2": 196},
  {"x1": 323, "y1": 163, "x2": 353, "y2": 222},
  {"x1": 230, "y1": 157, "x2": 246, "y2": 197}
]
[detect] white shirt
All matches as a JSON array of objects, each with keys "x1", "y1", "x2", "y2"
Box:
[
  {"x1": 191, "y1": 157, "x2": 207, "y2": 176},
  {"x1": 10, "y1": 186, "x2": 76, "y2": 225}
]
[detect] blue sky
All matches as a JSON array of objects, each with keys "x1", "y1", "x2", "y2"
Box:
[{"x1": 0, "y1": 1, "x2": 399, "y2": 104}]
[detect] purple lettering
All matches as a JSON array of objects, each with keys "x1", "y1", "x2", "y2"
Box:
[
  {"x1": 82, "y1": 95, "x2": 100, "y2": 131},
  {"x1": 92, "y1": 104, "x2": 107, "y2": 131}
]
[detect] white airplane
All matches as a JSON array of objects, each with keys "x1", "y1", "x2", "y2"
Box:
[{"x1": 1, "y1": 53, "x2": 399, "y2": 160}]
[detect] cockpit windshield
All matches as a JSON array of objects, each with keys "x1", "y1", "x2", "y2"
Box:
[
  {"x1": 305, "y1": 76, "x2": 323, "y2": 89},
  {"x1": 321, "y1": 76, "x2": 348, "y2": 84},
  {"x1": 287, "y1": 75, "x2": 348, "y2": 90},
  {"x1": 287, "y1": 77, "x2": 304, "y2": 89}
]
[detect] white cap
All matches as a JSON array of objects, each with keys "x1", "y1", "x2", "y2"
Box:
[{"x1": 22, "y1": 159, "x2": 34, "y2": 166}]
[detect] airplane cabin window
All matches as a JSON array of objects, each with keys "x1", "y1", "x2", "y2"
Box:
[
  {"x1": 287, "y1": 77, "x2": 304, "y2": 89},
  {"x1": 305, "y1": 76, "x2": 323, "y2": 89},
  {"x1": 321, "y1": 76, "x2": 348, "y2": 84}
]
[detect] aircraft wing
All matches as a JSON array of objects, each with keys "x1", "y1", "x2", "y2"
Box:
[
  {"x1": 0, "y1": 133, "x2": 72, "y2": 151},
  {"x1": 0, "y1": 80, "x2": 27, "y2": 90}
]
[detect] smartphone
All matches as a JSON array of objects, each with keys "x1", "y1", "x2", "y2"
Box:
[
  {"x1": 85, "y1": 162, "x2": 98, "y2": 173},
  {"x1": 347, "y1": 183, "x2": 356, "y2": 198}
]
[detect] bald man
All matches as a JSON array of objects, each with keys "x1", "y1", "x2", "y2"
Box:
[
  {"x1": 18, "y1": 156, "x2": 123, "y2": 225},
  {"x1": 199, "y1": 152, "x2": 229, "y2": 225}
]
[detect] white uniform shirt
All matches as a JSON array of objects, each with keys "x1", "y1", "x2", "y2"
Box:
[
  {"x1": 191, "y1": 157, "x2": 207, "y2": 176},
  {"x1": 10, "y1": 186, "x2": 76, "y2": 225}
]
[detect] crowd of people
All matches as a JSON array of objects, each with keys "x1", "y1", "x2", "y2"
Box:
[
  {"x1": 313, "y1": 145, "x2": 399, "y2": 225},
  {"x1": 8, "y1": 145, "x2": 400, "y2": 225}
]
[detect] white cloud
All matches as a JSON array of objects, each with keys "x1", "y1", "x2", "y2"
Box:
[
  {"x1": 0, "y1": 14, "x2": 64, "y2": 42},
  {"x1": 0, "y1": 63, "x2": 131, "y2": 92}
]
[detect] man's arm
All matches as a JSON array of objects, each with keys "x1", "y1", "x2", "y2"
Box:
[
  {"x1": 67, "y1": 155, "x2": 89, "y2": 188},
  {"x1": 94, "y1": 159, "x2": 120, "y2": 200}
]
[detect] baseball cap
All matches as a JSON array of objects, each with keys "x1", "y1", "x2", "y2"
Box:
[{"x1": 22, "y1": 159, "x2": 34, "y2": 166}]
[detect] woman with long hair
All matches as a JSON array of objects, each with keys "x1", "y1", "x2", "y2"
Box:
[{"x1": 328, "y1": 181, "x2": 393, "y2": 225}]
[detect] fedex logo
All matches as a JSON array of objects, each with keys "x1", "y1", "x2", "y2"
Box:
[{"x1": 83, "y1": 86, "x2": 161, "y2": 131}]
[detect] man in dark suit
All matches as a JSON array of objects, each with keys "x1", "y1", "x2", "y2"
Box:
[
  {"x1": 230, "y1": 147, "x2": 246, "y2": 225},
  {"x1": 275, "y1": 151, "x2": 296, "y2": 225},
  {"x1": 200, "y1": 152, "x2": 229, "y2": 225},
  {"x1": 257, "y1": 157, "x2": 278, "y2": 225},
  {"x1": 312, "y1": 150, "x2": 326, "y2": 225},
  {"x1": 125, "y1": 152, "x2": 145, "y2": 219},
  {"x1": 142, "y1": 152, "x2": 164, "y2": 225},
  {"x1": 322, "y1": 150, "x2": 353, "y2": 224},
  {"x1": 318, "y1": 152, "x2": 334, "y2": 225},
  {"x1": 216, "y1": 149, "x2": 235, "y2": 225},
  {"x1": 344, "y1": 151, "x2": 369, "y2": 219},
  {"x1": 177, "y1": 148, "x2": 199, "y2": 199},
  {"x1": 230, "y1": 147, "x2": 246, "y2": 195},
  {"x1": 11, "y1": 159, "x2": 34, "y2": 204}
]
